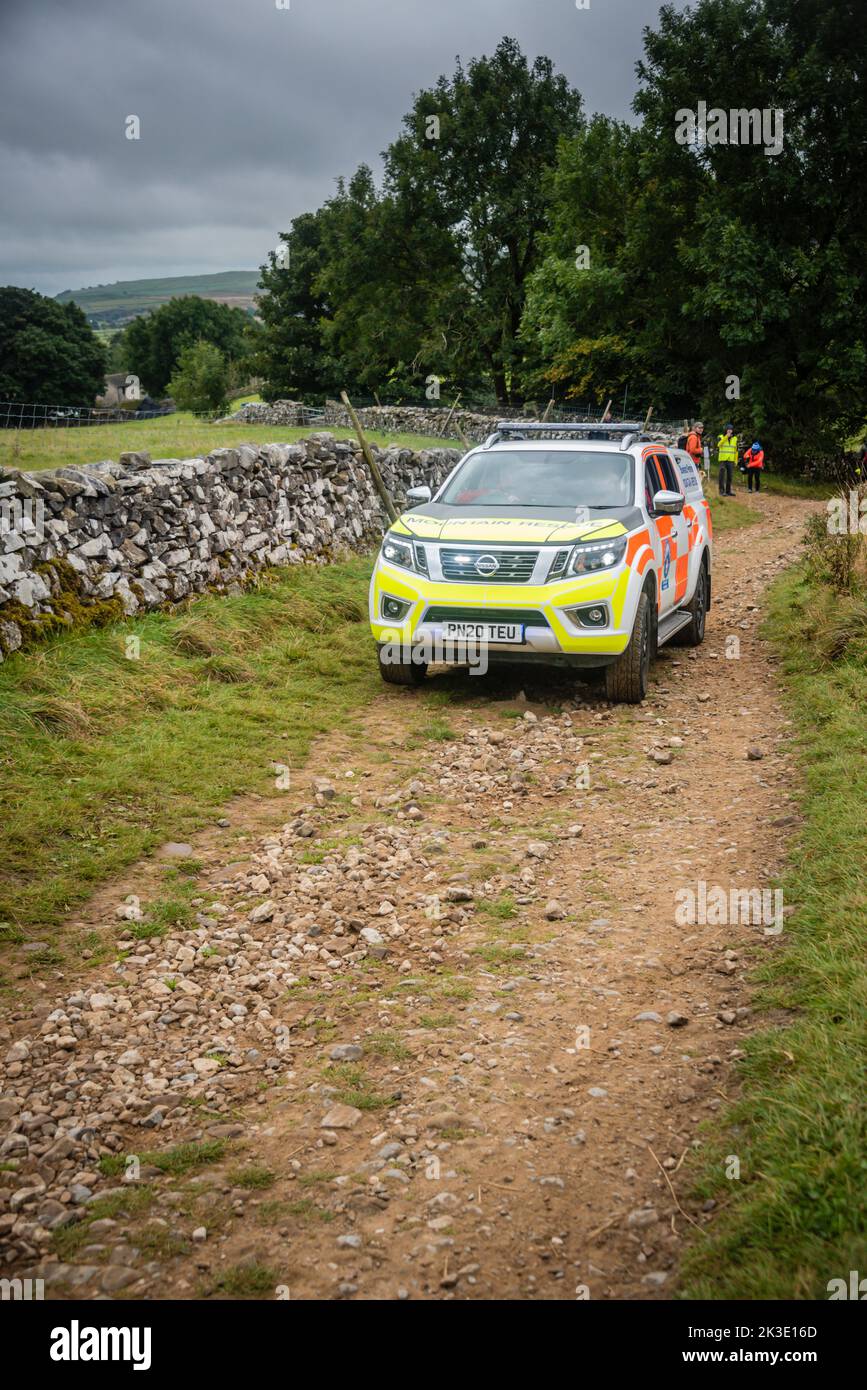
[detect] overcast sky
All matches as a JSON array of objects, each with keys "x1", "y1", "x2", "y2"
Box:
[{"x1": 0, "y1": 0, "x2": 675, "y2": 298}]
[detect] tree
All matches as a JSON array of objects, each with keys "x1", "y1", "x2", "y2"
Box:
[
  {"x1": 383, "y1": 36, "x2": 584, "y2": 403},
  {"x1": 256, "y1": 37, "x2": 583, "y2": 406},
  {"x1": 122, "y1": 296, "x2": 251, "y2": 396},
  {"x1": 255, "y1": 166, "x2": 464, "y2": 402},
  {"x1": 255, "y1": 207, "x2": 348, "y2": 401},
  {"x1": 314, "y1": 165, "x2": 468, "y2": 399},
  {"x1": 520, "y1": 0, "x2": 867, "y2": 468},
  {"x1": 632, "y1": 0, "x2": 867, "y2": 467},
  {"x1": 0, "y1": 286, "x2": 106, "y2": 405},
  {"x1": 520, "y1": 117, "x2": 655, "y2": 411},
  {"x1": 167, "y1": 340, "x2": 230, "y2": 414}
]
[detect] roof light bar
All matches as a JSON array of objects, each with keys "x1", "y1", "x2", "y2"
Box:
[{"x1": 483, "y1": 420, "x2": 649, "y2": 446}]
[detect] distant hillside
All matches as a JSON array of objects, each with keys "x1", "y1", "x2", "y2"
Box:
[{"x1": 56, "y1": 271, "x2": 260, "y2": 328}]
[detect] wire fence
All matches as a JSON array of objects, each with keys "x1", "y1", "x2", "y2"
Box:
[
  {"x1": 0, "y1": 400, "x2": 175, "y2": 430},
  {"x1": 0, "y1": 395, "x2": 683, "y2": 440}
]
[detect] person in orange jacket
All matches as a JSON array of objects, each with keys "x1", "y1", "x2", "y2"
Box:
[
  {"x1": 743, "y1": 440, "x2": 764, "y2": 492},
  {"x1": 685, "y1": 421, "x2": 705, "y2": 472}
]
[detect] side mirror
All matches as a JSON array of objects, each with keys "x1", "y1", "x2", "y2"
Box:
[
  {"x1": 406, "y1": 484, "x2": 432, "y2": 505},
  {"x1": 652, "y1": 489, "x2": 684, "y2": 516}
]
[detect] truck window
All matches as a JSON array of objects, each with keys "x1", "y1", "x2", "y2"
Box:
[{"x1": 655, "y1": 452, "x2": 683, "y2": 494}]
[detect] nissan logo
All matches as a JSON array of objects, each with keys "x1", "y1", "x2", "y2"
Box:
[{"x1": 474, "y1": 554, "x2": 499, "y2": 577}]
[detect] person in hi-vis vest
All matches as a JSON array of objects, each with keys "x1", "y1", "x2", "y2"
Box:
[{"x1": 717, "y1": 423, "x2": 738, "y2": 497}]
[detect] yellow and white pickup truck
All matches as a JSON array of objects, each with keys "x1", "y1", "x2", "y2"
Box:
[{"x1": 369, "y1": 421, "x2": 712, "y2": 703}]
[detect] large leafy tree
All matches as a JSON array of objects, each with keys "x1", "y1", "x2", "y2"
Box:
[
  {"x1": 0, "y1": 286, "x2": 106, "y2": 405},
  {"x1": 256, "y1": 37, "x2": 583, "y2": 406},
  {"x1": 121, "y1": 296, "x2": 252, "y2": 396},
  {"x1": 255, "y1": 208, "x2": 344, "y2": 400},
  {"x1": 520, "y1": 117, "x2": 654, "y2": 412},
  {"x1": 521, "y1": 110, "x2": 711, "y2": 420},
  {"x1": 521, "y1": 0, "x2": 867, "y2": 466},
  {"x1": 314, "y1": 165, "x2": 470, "y2": 399},
  {"x1": 632, "y1": 0, "x2": 867, "y2": 466},
  {"x1": 383, "y1": 36, "x2": 584, "y2": 403},
  {"x1": 256, "y1": 15, "x2": 865, "y2": 466},
  {"x1": 257, "y1": 179, "x2": 463, "y2": 405}
]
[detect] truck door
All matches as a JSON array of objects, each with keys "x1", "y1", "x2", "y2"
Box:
[{"x1": 646, "y1": 453, "x2": 689, "y2": 614}]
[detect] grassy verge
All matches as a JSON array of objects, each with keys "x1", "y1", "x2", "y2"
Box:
[
  {"x1": 707, "y1": 494, "x2": 759, "y2": 533},
  {"x1": 761, "y1": 472, "x2": 831, "y2": 500},
  {"x1": 0, "y1": 554, "x2": 377, "y2": 942},
  {"x1": 0, "y1": 414, "x2": 452, "y2": 473},
  {"x1": 681, "y1": 563, "x2": 867, "y2": 1299}
]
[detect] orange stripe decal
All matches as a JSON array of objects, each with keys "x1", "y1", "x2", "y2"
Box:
[
  {"x1": 703, "y1": 498, "x2": 713, "y2": 539},
  {"x1": 626, "y1": 528, "x2": 651, "y2": 564}
]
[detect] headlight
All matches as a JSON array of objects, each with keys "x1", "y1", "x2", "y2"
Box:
[
  {"x1": 569, "y1": 535, "x2": 627, "y2": 574},
  {"x1": 381, "y1": 533, "x2": 415, "y2": 571}
]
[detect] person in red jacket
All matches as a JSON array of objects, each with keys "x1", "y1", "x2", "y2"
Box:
[{"x1": 743, "y1": 441, "x2": 764, "y2": 492}]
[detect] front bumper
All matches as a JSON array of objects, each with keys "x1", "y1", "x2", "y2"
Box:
[{"x1": 369, "y1": 559, "x2": 635, "y2": 661}]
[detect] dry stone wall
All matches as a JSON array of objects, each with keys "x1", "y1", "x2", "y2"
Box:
[
  {"x1": 0, "y1": 433, "x2": 459, "y2": 661},
  {"x1": 222, "y1": 400, "x2": 502, "y2": 440},
  {"x1": 320, "y1": 403, "x2": 500, "y2": 442},
  {"x1": 233, "y1": 401, "x2": 681, "y2": 446},
  {"x1": 221, "y1": 400, "x2": 311, "y2": 426}
]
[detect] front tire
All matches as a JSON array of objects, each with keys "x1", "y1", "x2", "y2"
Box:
[
  {"x1": 377, "y1": 644, "x2": 427, "y2": 686},
  {"x1": 605, "y1": 590, "x2": 651, "y2": 704},
  {"x1": 671, "y1": 560, "x2": 707, "y2": 646}
]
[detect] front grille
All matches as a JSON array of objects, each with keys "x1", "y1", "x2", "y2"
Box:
[
  {"x1": 440, "y1": 547, "x2": 539, "y2": 583},
  {"x1": 423, "y1": 607, "x2": 549, "y2": 627}
]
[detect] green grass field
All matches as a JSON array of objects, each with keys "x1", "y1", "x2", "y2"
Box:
[
  {"x1": 681, "y1": 564, "x2": 867, "y2": 1299},
  {"x1": 0, "y1": 413, "x2": 453, "y2": 474},
  {"x1": 55, "y1": 270, "x2": 260, "y2": 319},
  {"x1": 0, "y1": 555, "x2": 379, "y2": 952}
]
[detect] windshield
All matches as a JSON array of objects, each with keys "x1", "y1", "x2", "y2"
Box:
[{"x1": 438, "y1": 449, "x2": 634, "y2": 508}]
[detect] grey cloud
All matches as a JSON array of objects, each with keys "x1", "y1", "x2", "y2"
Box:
[{"x1": 0, "y1": 0, "x2": 672, "y2": 296}]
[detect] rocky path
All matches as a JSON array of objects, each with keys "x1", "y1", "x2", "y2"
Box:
[{"x1": 0, "y1": 492, "x2": 813, "y2": 1300}]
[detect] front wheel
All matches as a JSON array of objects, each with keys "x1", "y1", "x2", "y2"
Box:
[
  {"x1": 605, "y1": 591, "x2": 651, "y2": 704},
  {"x1": 671, "y1": 561, "x2": 707, "y2": 646},
  {"x1": 377, "y1": 644, "x2": 427, "y2": 686}
]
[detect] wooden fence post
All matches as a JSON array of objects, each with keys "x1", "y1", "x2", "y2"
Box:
[{"x1": 341, "y1": 390, "x2": 398, "y2": 524}]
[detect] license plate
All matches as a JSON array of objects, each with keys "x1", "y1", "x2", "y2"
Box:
[{"x1": 441, "y1": 621, "x2": 525, "y2": 644}]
